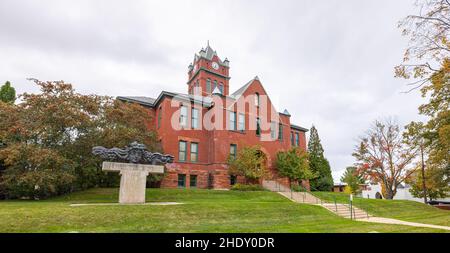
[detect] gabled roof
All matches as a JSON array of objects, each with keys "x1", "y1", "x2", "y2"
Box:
[
  {"x1": 230, "y1": 76, "x2": 259, "y2": 99},
  {"x1": 116, "y1": 96, "x2": 156, "y2": 107},
  {"x1": 290, "y1": 124, "x2": 309, "y2": 132},
  {"x1": 118, "y1": 92, "x2": 213, "y2": 109}
]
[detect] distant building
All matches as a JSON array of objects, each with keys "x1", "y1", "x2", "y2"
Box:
[
  {"x1": 362, "y1": 183, "x2": 450, "y2": 203},
  {"x1": 332, "y1": 182, "x2": 368, "y2": 193}
]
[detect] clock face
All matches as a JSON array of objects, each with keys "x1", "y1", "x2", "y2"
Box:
[{"x1": 212, "y1": 62, "x2": 219, "y2": 70}]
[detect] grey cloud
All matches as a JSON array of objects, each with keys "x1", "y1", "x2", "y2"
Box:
[
  {"x1": 0, "y1": 0, "x2": 424, "y2": 182},
  {"x1": 0, "y1": 0, "x2": 169, "y2": 66}
]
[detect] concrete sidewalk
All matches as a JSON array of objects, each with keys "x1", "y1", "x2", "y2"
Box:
[
  {"x1": 262, "y1": 180, "x2": 450, "y2": 232},
  {"x1": 356, "y1": 217, "x2": 450, "y2": 231}
]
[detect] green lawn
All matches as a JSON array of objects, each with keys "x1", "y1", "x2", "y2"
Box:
[
  {"x1": 312, "y1": 191, "x2": 450, "y2": 227},
  {"x1": 0, "y1": 188, "x2": 448, "y2": 233}
]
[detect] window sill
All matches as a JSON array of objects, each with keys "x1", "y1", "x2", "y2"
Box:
[
  {"x1": 229, "y1": 130, "x2": 246, "y2": 134},
  {"x1": 177, "y1": 161, "x2": 200, "y2": 164}
]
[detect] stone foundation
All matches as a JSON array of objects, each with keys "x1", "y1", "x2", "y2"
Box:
[
  {"x1": 161, "y1": 163, "x2": 238, "y2": 189},
  {"x1": 158, "y1": 162, "x2": 302, "y2": 190}
]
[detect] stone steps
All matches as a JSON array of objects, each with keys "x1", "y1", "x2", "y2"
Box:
[
  {"x1": 323, "y1": 204, "x2": 371, "y2": 219},
  {"x1": 263, "y1": 180, "x2": 371, "y2": 220}
]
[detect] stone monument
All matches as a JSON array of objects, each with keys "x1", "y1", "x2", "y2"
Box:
[{"x1": 92, "y1": 142, "x2": 174, "y2": 204}]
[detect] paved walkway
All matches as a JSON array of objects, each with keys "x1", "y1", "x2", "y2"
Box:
[
  {"x1": 70, "y1": 202, "x2": 183, "y2": 207},
  {"x1": 356, "y1": 217, "x2": 450, "y2": 231},
  {"x1": 262, "y1": 180, "x2": 450, "y2": 231}
]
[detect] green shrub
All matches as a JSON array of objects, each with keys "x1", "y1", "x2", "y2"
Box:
[
  {"x1": 73, "y1": 166, "x2": 120, "y2": 190},
  {"x1": 292, "y1": 184, "x2": 309, "y2": 192},
  {"x1": 230, "y1": 183, "x2": 266, "y2": 191},
  {"x1": 0, "y1": 170, "x2": 75, "y2": 200}
]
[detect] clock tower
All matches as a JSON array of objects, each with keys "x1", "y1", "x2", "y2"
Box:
[{"x1": 187, "y1": 43, "x2": 230, "y2": 96}]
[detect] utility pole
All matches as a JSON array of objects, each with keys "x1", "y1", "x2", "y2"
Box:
[{"x1": 420, "y1": 141, "x2": 427, "y2": 204}]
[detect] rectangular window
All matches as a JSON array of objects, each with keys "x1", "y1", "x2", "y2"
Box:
[
  {"x1": 178, "y1": 174, "x2": 186, "y2": 188},
  {"x1": 238, "y1": 113, "x2": 245, "y2": 132},
  {"x1": 291, "y1": 132, "x2": 295, "y2": 146},
  {"x1": 230, "y1": 175, "x2": 237, "y2": 186},
  {"x1": 158, "y1": 107, "x2": 162, "y2": 128},
  {"x1": 179, "y1": 141, "x2": 187, "y2": 161},
  {"x1": 190, "y1": 175, "x2": 197, "y2": 188},
  {"x1": 278, "y1": 123, "x2": 283, "y2": 141},
  {"x1": 295, "y1": 132, "x2": 300, "y2": 146},
  {"x1": 193, "y1": 80, "x2": 200, "y2": 94},
  {"x1": 256, "y1": 117, "x2": 261, "y2": 136},
  {"x1": 180, "y1": 106, "x2": 188, "y2": 127},
  {"x1": 270, "y1": 122, "x2": 276, "y2": 139},
  {"x1": 229, "y1": 111, "x2": 236, "y2": 131},
  {"x1": 190, "y1": 142, "x2": 198, "y2": 162},
  {"x1": 230, "y1": 144, "x2": 237, "y2": 160},
  {"x1": 206, "y1": 79, "x2": 211, "y2": 93},
  {"x1": 192, "y1": 108, "x2": 199, "y2": 129}
]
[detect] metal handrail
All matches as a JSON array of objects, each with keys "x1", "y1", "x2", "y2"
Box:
[
  {"x1": 349, "y1": 199, "x2": 353, "y2": 220},
  {"x1": 334, "y1": 196, "x2": 337, "y2": 212}
]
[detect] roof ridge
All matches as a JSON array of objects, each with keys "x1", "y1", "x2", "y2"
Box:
[{"x1": 231, "y1": 76, "x2": 260, "y2": 98}]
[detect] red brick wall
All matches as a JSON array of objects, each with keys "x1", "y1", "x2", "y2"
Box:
[
  {"x1": 145, "y1": 65, "x2": 308, "y2": 190},
  {"x1": 188, "y1": 55, "x2": 230, "y2": 96}
]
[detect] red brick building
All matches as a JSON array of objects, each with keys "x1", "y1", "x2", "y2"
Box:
[{"x1": 118, "y1": 44, "x2": 308, "y2": 189}]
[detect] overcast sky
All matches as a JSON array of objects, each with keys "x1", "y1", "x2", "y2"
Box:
[{"x1": 0, "y1": 0, "x2": 428, "y2": 182}]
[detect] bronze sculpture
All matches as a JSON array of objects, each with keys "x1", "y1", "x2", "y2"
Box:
[{"x1": 92, "y1": 141, "x2": 174, "y2": 165}]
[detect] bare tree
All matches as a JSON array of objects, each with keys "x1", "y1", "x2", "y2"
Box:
[
  {"x1": 395, "y1": 0, "x2": 450, "y2": 92},
  {"x1": 352, "y1": 119, "x2": 418, "y2": 199}
]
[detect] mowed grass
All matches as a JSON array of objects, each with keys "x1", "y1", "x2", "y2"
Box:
[
  {"x1": 0, "y1": 188, "x2": 448, "y2": 233},
  {"x1": 313, "y1": 191, "x2": 450, "y2": 227}
]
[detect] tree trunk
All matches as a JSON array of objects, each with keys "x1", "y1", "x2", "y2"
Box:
[
  {"x1": 383, "y1": 182, "x2": 396, "y2": 199},
  {"x1": 384, "y1": 191, "x2": 394, "y2": 199},
  {"x1": 420, "y1": 144, "x2": 428, "y2": 204}
]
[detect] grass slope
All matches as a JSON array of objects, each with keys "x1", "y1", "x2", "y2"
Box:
[
  {"x1": 0, "y1": 188, "x2": 448, "y2": 233},
  {"x1": 313, "y1": 191, "x2": 449, "y2": 227}
]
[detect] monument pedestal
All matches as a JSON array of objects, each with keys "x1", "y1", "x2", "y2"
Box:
[{"x1": 102, "y1": 162, "x2": 164, "y2": 204}]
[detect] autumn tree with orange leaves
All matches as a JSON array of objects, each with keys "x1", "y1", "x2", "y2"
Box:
[
  {"x1": 352, "y1": 119, "x2": 418, "y2": 199},
  {"x1": 0, "y1": 79, "x2": 160, "y2": 199},
  {"x1": 395, "y1": 0, "x2": 449, "y2": 201}
]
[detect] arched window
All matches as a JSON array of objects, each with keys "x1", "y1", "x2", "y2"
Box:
[
  {"x1": 218, "y1": 83, "x2": 224, "y2": 94},
  {"x1": 255, "y1": 92, "x2": 260, "y2": 107},
  {"x1": 213, "y1": 80, "x2": 217, "y2": 91}
]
